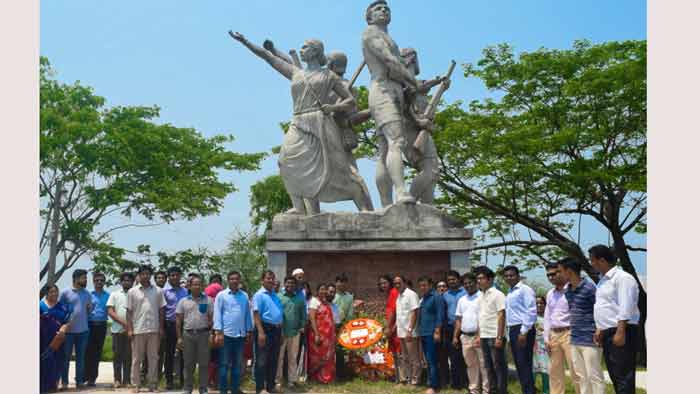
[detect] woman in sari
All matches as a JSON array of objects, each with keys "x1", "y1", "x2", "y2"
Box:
[
  {"x1": 40, "y1": 285, "x2": 72, "y2": 392},
  {"x1": 306, "y1": 283, "x2": 336, "y2": 384},
  {"x1": 228, "y1": 31, "x2": 373, "y2": 215}
]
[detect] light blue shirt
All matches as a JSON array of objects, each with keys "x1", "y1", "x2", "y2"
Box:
[
  {"x1": 213, "y1": 289, "x2": 253, "y2": 338},
  {"x1": 505, "y1": 281, "x2": 537, "y2": 335},
  {"x1": 442, "y1": 287, "x2": 467, "y2": 326},
  {"x1": 59, "y1": 287, "x2": 92, "y2": 333},
  {"x1": 89, "y1": 290, "x2": 110, "y2": 322},
  {"x1": 331, "y1": 303, "x2": 340, "y2": 325},
  {"x1": 252, "y1": 287, "x2": 283, "y2": 325}
]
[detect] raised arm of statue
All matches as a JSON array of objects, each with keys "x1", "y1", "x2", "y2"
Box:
[
  {"x1": 417, "y1": 76, "x2": 448, "y2": 94},
  {"x1": 263, "y1": 39, "x2": 294, "y2": 65},
  {"x1": 348, "y1": 109, "x2": 371, "y2": 126},
  {"x1": 228, "y1": 31, "x2": 295, "y2": 80},
  {"x1": 364, "y1": 35, "x2": 417, "y2": 89}
]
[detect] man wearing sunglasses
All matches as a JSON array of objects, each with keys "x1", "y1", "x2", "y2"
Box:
[{"x1": 544, "y1": 262, "x2": 581, "y2": 394}]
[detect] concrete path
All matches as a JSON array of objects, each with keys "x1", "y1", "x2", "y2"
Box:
[{"x1": 64, "y1": 361, "x2": 647, "y2": 393}]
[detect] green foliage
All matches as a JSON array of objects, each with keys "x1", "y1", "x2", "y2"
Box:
[
  {"x1": 434, "y1": 40, "x2": 646, "y2": 278},
  {"x1": 39, "y1": 57, "x2": 266, "y2": 288},
  {"x1": 250, "y1": 175, "x2": 292, "y2": 231}
]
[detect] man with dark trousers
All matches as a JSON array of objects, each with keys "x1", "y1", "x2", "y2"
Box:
[
  {"x1": 163, "y1": 266, "x2": 187, "y2": 389},
  {"x1": 503, "y1": 265, "x2": 537, "y2": 394},
  {"x1": 85, "y1": 272, "x2": 110, "y2": 386},
  {"x1": 590, "y1": 245, "x2": 640, "y2": 394},
  {"x1": 441, "y1": 270, "x2": 467, "y2": 389}
]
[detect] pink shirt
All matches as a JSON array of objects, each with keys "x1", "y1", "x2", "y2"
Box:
[{"x1": 544, "y1": 286, "x2": 571, "y2": 341}]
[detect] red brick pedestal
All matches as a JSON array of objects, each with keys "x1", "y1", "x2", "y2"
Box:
[{"x1": 266, "y1": 204, "x2": 474, "y2": 304}]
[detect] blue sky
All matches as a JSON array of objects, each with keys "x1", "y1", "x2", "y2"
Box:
[{"x1": 41, "y1": 1, "x2": 647, "y2": 290}]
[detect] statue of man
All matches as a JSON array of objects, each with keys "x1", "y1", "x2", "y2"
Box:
[
  {"x1": 362, "y1": 0, "x2": 419, "y2": 207},
  {"x1": 400, "y1": 47, "x2": 449, "y2": 204}
]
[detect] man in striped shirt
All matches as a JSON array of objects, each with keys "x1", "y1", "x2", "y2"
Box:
[
  {"x1": 544, "y1": 261, "x2": 581, "y2": 394},
  {"x1": 561, "y1": 258, "x2": 605, "y2": 394}
]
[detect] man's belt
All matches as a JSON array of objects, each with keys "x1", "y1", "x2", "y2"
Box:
[
  {"x1": 551, "y1": 326, "x2": 571, "y2": 333},
  {"x1": 461, "y1": 331, "x2": 478, "y2": 337},
  {"x1": 185, "y1": 328, "x2": 210, "y2": 334},
  {"x1": 262, "y1": 322, "x2": 282, "y2": 328},
  {"x1": 88, "y1": 320, "x2": 107, "y2": 326}
]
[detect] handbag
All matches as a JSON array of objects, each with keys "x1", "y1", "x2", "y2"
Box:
[{"x1": 49, "y1": 331, "x2": 66, "y2": 352}]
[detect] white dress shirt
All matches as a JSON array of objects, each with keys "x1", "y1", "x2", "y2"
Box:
[
  {"x1": 454, "y1": 290, "x2": 482, "y2": 333},
  {"x1": 505, "y1": 281, "x2": 537, "y2": 335},
  {"x1": 594, "y1": 266, "x2": 640, "y2": 329},
  {"x1": 396, "y1": 288, "x2": 420, "y2": 338},
  {"x1": 478, "y1": 287, "x2": 506, "y2": 339}
]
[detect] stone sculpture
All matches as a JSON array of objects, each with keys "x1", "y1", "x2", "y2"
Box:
[
  {"x1": 400, "y1": 47, "x2": 449, "y2": 205},
  {"x1": 228, "y1": 32, "x2": 375, "y2": 215},
  {"x1": 361, "y1": 0, "x2": 420, "y2": 207}
]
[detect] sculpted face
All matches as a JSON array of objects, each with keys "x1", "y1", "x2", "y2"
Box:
[
  {"x1": 300, "y1": 40, "x2": 322, "y2": 64},
  {"x1": 369, "y1": 3, "x2": 391, "y2": 25}
]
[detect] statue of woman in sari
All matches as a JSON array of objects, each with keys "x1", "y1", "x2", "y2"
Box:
[{"x1": 228, "y1": 31, "x2": 374, "y2": 215}]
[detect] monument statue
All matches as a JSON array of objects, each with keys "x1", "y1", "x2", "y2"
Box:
[
  {"x1": 400, "y1": 48, "x2": 450, "y2": 205},
  {"x1": 361, "y1": 0, "x2": 419, "y2": 207},
  {"x1": 228, "y1": 32, "x2": 375, "y2": 215}
]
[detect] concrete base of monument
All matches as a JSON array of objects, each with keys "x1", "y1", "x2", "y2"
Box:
[{"x1": 266, "y1": 203, "x2": 474, "y2": 301}]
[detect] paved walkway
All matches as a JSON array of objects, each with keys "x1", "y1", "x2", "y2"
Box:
[{"x1": 64, "y1": 361, "x2": 647, "y2": 393}]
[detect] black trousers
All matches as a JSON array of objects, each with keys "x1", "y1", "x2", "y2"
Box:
[
  {"x1": 509, "y1": 325, "x2": 536, "y2": 394},
  {"x1": 438, "y1": 327, "x2": 450, "y2": 388},
  {"x1": 443, "y1": 324, "x2": 467, "y2": 388},
  {"x1": 85, "y1": 321, "x2": 107, "y2": 384},
  {"x1": 602, "y1": 325, "x2": 638, "y2": 394},
  {"x1": 164, "y1": 320, "x2": 183, "y2": 386},
  {"x1": 481, "y1": 337, "x2": 508, "y2": 394},
  {"x1": 253, "y1": 324, "x2": 282, "y2": 393},
  {"x1": 112, "y1": 332, "x2": 132, "y2": 385}
]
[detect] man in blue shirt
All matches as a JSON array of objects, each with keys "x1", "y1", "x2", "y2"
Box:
[
  {"x1": 417, "y1": 276, "x2": 445, "y2": 394},
  {"x1": 503, "y1": 265, "x2": 538, "y2": 394},
  {"x1": 252, "y1": 270, "x2": 283, "y2": 394},
  {"x1": 59, "y1": 269, "x2": 93, "y2": 389},
  {"x1": 441, "y1": 270, "x2": 467, "y2": 389},
  {"x1": 85, "y1": 272, "x2": 110, "y2": 387},
  {"x1": 163, "y1": 266, "x2": 188, "y2": 390},
  {"x1": 213, "y1": 270, "x2": 253, "y2": 394}
]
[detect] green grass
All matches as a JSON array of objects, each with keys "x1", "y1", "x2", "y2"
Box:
[
  {"x1": 100, "y1": 334, "x2": 645, "y2": 393},
  {"x1": 239, "y1": 376, "x2": 646, "y2": 394}
]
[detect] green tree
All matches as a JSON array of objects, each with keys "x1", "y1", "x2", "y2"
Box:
[
  {"x1": 432, "y1": 39, "x2": 646, "y2": 361},
  {"x1": 40, "y1": 57, "x2": 266, "y2": 293},
  {"x1": 250, "y1": 175, "x2": 291, "y2": 231}
]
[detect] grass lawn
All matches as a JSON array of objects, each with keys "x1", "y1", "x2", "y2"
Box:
[
  {"x1": 239, "y1": 376, "x2": 646, "y2": 394},
  {"x1": 101, "y1": 335, "x2": 645, "y2": 394}
]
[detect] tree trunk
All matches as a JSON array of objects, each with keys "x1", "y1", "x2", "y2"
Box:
[
  {"x1": 610, "y1": 227, "x2": 647, "y2": 366},
  {"x1": 43, "y1": 181, "x2": 63, "y2": 298}
]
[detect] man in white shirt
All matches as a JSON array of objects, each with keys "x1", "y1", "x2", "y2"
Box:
[
  {"x1": 453, "y1": 272, "x2": 486, "y2": 394},
  {"x1": 393, "y1": 275, "x2": 421, "y2": 385},
  {"x1": 475, "y1": 266, "x2": 507, "y2": 394},
  {"x1": 106, "y1": 272, "x2": 134, "y2": 388},
  {"x1": 589, "y1": 245, "x2": 640, "y2": 394}
]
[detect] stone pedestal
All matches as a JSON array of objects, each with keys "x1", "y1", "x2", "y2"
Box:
[{"x1": 266, "y1": 204, "x2": 473, "y2": 301}]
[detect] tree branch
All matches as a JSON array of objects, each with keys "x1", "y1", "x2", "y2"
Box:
[
  {"x1": 621, "y1": 208, "x2": 646, "y2": 235},
  {"x1": 626, "y1": 245, "x2": 647, "y2": 252}
]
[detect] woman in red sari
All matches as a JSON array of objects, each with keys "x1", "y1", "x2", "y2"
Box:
[
  {"x1": 378, "y1": 274, "x2": 401, "y2": 382},
  {"x1": 306, "y1": 283, "x2": 336, "y2": 384}
]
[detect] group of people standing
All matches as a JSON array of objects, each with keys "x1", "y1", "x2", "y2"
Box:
[
  {"x1": 377, "y1": 244, "x2": 641, "y2": 394},
  {"x1": 39, "y1": 243, "x2": 640, "y2": 394},
  {"x1": 39, "y1": 265, "x2": 355, "y2": 394}
]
